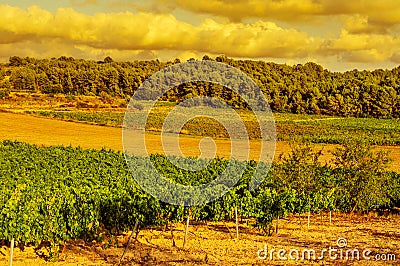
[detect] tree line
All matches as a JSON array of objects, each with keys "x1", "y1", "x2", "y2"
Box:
[{"x1": 0, "y1": 55, "x2": 399, "y2": 118}]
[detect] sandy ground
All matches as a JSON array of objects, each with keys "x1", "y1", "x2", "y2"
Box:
[
  {"x1": 0, "y1": 112, "x2": 399, "y2": 172},
  {"x1": 1, "y1": 212, "x2": 399, "y2": 265}
]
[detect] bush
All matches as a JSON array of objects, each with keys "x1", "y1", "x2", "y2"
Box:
[
  {"x1": 99, "y1": 91, "x2": 113, "y2": 104},
  {"x1": 332, "y1": 139, "x2": 391, "y2": 212},
  {"x1": 0, "y1": 88, "x2": 10, "y2": 99},
  {"x1": 65, "y1": 94, "x2": 75, "y2": 101}
]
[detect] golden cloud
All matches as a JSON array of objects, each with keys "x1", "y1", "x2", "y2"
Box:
[
  {"x1": 149, "y1": 0, "x2": 400, "y2": 31},
  {"x1": 320, "y1": 30, "x2": 400, "y2": 62},
  {"x1": 341, "y1": 15, "x2": 386, "y2": 35},
  {"x1": 391, "y1": 52, "x2": 400, "y2": 64},
  {"x1": 144, "y1": 0, "x2": 322, "y2": 22},
  {"x1": 0, "y1": 4, "x2": 399, "y2": 68},
  {"x1": 70, "y1": 0, "x2": 98, "y2": 6},
  {"x1": 0, "y1": 5, "x2": 317, "y2": 59}
]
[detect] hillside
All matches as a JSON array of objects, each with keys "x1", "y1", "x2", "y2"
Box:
[{"x1": 1, "y1": 56, "x2": 399, "y2": 118}]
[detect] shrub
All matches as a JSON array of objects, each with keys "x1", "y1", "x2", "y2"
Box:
[
  {"x1": 0, "y1": 88, "x2": 10, "y2": 99},
  {"x1": 99, "y1": 91, "x2": 113, "y2": 104},
  {"x1": 332, "y1": 139, "x2": 391, "y2": 212}
]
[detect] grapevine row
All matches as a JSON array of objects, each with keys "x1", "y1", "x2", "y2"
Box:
[{"x1": 0, "y1": 140, "x2": 399, "y2": 256}]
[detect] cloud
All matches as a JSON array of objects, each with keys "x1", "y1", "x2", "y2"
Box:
[
  {"x1": 0, "y1": 5, "x2": 318, "y2": 59},
  {"x1": 194, "y1": 19, "x2": 318, "y2": 58},
  {"x1": 148, "y1": 0, "x2": 400, "y2": 31},
  {"x1": 146, "y1": 0, "x2": 323, "y2": 22},
  {"x1": 342, "y1": 15, "x2": 388, "y2": 35},
  {"x1": 390, "y1": 52, "x2": 400, "y2": 64},
  {"x1": 108, "y1": 0, "x2": 174, "y2": 14},
  {"x1": 70, "y1": 0, "x2": 99, "y2": 6},
  {"x1": 319, "y1": 30, "x2": 400, "y2": 63},
  {"x1": 340, "y1": 50, "x2": 388, "y2": 63},
  {"x1": 0, "y1": 4, "x2": 399, "y2": 70}
]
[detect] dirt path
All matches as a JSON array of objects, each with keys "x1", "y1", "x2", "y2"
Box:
[{"x1": 1, "y1": 112, "x2": 399, "y2": 172}]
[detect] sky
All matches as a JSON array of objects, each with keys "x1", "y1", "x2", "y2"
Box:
[{"x1": 0, "y1": 0, "x2": 399, "y2": 71}]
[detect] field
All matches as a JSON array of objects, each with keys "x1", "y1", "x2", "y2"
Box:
[
  {"x1": 1, "y1": 141, "x2": 399, "y2": 265},
  {"x1": 24, "y1": 108, "x2": 400, "y2": 145},
  {"x1": 1, "y1": 92, "x2": 400, "y2": 265},
  {"x1": 3, "y1": 214, "x2": 400, "y2": 265},
  {"x1": 3, "y1": 92, "x2": 400, "y2": 146},
  {"x1": 1, "y1": 111, "x2": 400, "y2": 172}
]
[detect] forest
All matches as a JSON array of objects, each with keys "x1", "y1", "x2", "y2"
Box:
[{"x1": 0, "y1": 55, "x2": 399, "y2": 118}]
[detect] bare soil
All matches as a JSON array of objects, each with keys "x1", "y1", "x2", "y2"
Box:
[{"x1": 1, "y1": 213, "x2": 399, "y2": 265}]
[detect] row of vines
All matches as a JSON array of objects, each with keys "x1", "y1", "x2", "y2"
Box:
[{"x1": 1, "y1": 140, "x2": 399, "y2": 258}]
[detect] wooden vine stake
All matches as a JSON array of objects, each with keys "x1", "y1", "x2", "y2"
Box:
[
  {"x1": 170, "y1": 222, "x2": 176, "y2": 247},
  {"x1": 119, "y1": 219, "x2": 139, "y2": 264},
  {"x1": 183, "y1": 208, "x2": 190, "y2": 248},
  {"x1": 275, "y1": 216, "x2": 279, "y2": 234},
  {"x1": 9, "y1": 238, "x2": 14, "y2": 266},
  {"x1": 235, "y1": 206, "x2": 239, "y2": 239}
]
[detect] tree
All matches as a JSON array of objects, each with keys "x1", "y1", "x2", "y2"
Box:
[
  {"x1": 272, "y1": 145, "x2": 325, "y2": 213},
  {"x1": 10, "y1": 68, "x2": 36, "y2": 91},
  {"x1": 9, "y1": 56, "x2": 25, "y2": 67},
  {"x1": 104, "y1": 56, "x2": 114, "y2": 63},
  {"x1": 333, "y1": 140, "x2": 391, "y2": 212}
]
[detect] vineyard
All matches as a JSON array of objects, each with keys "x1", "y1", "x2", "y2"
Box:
[{"x1": 1, "y1": 140, "x2": 399, "y2": 260}]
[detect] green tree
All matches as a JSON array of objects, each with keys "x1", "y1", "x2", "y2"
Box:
[
  {"x1": 10, "y1": 68, "x2": 36, "y2": 91},
  {"x1": 333, "y1": 140, "x2": 391, "y2": 212}
]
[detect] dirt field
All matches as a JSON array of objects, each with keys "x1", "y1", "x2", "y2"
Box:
[
  {"x1": 1, "y1": 112, "x2": 399, "y2": 172},
  {"x1": 1, "y1": 212, "x2": 399, "y2": 265}
]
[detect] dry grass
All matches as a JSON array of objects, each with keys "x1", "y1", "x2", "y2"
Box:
[
  {"x1": 0, "y1": 92, "x2": 126, "y2": 112},
  {"x1": 1, "y1": 112, "x2": 399, "y2": 172},
  {"x1": 1, "y1": 213, "x2": 399, "y2": 265}
]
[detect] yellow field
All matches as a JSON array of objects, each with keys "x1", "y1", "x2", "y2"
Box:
[{"x1": 1, "y1": 112, "x2": 399, "y2": 172}]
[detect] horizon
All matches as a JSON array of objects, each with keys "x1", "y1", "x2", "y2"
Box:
[{"x1": 2, "y1": 55, "x2": 399, "y2": 73}]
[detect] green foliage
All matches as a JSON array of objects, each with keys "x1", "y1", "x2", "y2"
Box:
[
  {"x1": 271, "y1": 145, "x2": 329, "y2": 213},
  {"x1": 10, "y1": 68, "x2": 36, "y2": 91},
  {"x1": 65, "y1": 94, "x2": 75, "y2": 100},
  {"x1": 0, "y1": 140, "x2": 399, "y2": 259},
  {"x1": 277, "y1": 115, "x2": 400, "y2": 145},
  {"x1": 0, "y1": 88, "x2": 10, "y2": 99},
  {"x1": 2, "y1": 56, "x2": 400, "y2": 118},
  {"x1": 332, "y1": 139, "x2": 392, "y2": 212},
  {"x1": 0, "y1": 141, "x2": 160, "y2": 259},
  {"x1": 25, "y1": 110, "x2": 124, "y2": 127},
  {"x1": 99, "y1": 91, "x2": 113, "y2": 103}
]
